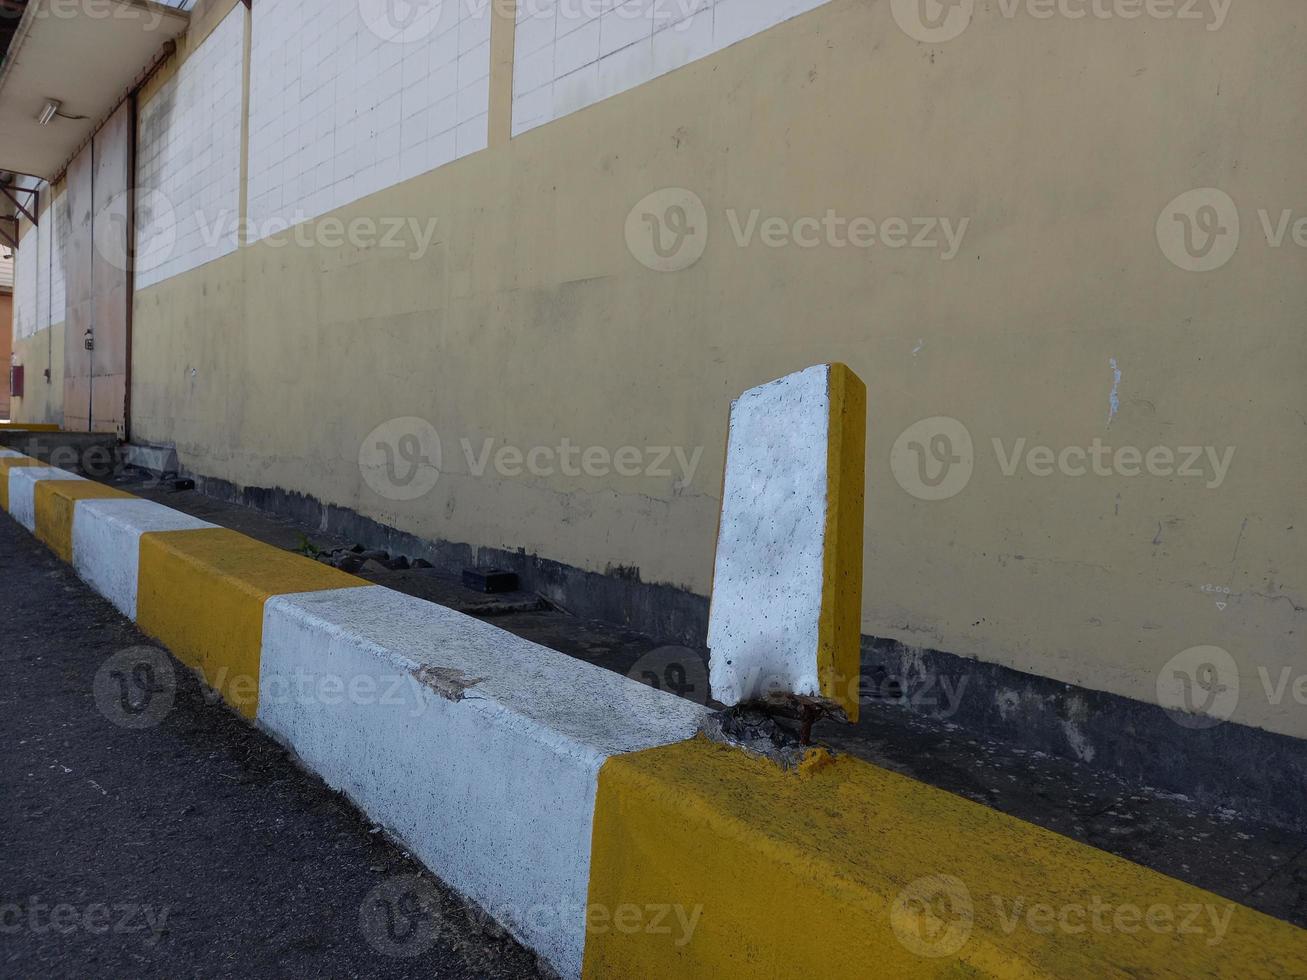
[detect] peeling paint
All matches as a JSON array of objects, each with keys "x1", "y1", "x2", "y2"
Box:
[
  {"x1": 1060, "y1": 719, "x2": 1097, "y2": 762},
  {"x1": 698, "y1": 709, "x2": 808, "y2": 769},
  {"x1": 1107, "y1": 357, "x2": 1122, "y2": 426},
  {"x1": 412, "y1": 665, "x2": 485, "y2": 702},
  {"x1": 995, "y1": 689, "x2": 1020, "y2": 721}
]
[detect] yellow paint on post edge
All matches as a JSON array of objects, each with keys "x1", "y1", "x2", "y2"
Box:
[
  {"x1": 818, "y1": 362, "x2": 866, "y2": 722},
  {"x1": 136, "y1": 527, "x2": 365, "y2": 719},
  {"x1": 0, "y1": 455, "x2": 46, "y2": 512},
  {"x1": 34, "y1": 481, "x2": 135, "y2": 563},
  {"x1": 583, "y1": 737, "x2": 1306, "y2": 978}
]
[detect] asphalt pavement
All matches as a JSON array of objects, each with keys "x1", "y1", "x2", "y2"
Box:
[{"x1": 0, "y1": 510, "x2": 544, "y2": 979}]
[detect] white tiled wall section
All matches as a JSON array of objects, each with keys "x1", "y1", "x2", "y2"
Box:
[
  {"x1": 248, "y1": 0, "x2": 491, "y2": 239},
  {"x1": 36, "y1": 190, "x2": 66, "y2": 330},
  {"x1": 13, "y1": 222, "x2": 38, "y2": 340},
  {"x1": 136, "y1": 7, "x2": 244, "y2": 290},
  {"x1": 12, "y1": 189, "x2": 67, "y2": 340},
  {"x1": 512, "y1": 0, "x2": 833, "y2": 136}
]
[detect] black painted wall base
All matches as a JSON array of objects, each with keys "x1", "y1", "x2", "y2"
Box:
[
  {"x1": 187, "y1": 471, "x2": 713, "y2": 647},
  {"x1": 858, "y1": 637, "x2": 1307, "y2": 834},
  {"x1": 123, "y1": 449, "x2": 1307, "y2": 834}
]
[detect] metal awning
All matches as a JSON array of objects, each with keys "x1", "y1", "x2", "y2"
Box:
[{"x1": 0, "y1": 0, "x2": 190, "y2": 182}]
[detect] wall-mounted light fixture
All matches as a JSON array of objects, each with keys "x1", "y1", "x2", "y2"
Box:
[{"x1": 37, "y1": 100, "x2": 61, "y2": 126}]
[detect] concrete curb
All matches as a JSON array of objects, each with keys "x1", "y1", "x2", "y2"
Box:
[
  {"x1": 586, "y1": 738, "x2": 1307, "y2": 977},
  {"x1": 3, "y1": 454, "x2": 1304, "y2": 977},
  {"x1": 1, "y1": 452, "x2": 707, "y2": 977},
  {"x1": 9, "y1": 465, "x2": 85, "y2": 532},
  {"x1": 259, "y1": 585, "x2": 706, "y2": 977},
  {"x1": 71, "y1": 497, "x2": 217, "y2": 619}
]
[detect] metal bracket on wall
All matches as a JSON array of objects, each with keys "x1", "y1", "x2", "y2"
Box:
[
  {"x1": 1, "y1": 184, "x2": 38, "y2": 226},
  {"x1": 0, "y1": 181, "x2": 37, "y2": 249}
]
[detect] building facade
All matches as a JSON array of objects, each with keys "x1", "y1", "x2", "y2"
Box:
[{"x1": 3, "y1": 0, "x2": 1304, "y2": 768}]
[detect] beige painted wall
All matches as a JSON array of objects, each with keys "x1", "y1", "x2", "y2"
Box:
[
  {"x1": 11, "y1": 320, "x2": 65, "y2": 426},
  {"x1": 9, "y1": 190, "x2": 65, "y2": 426},
  {"x1": 0, "y1": 291, "x2": 11, "y2": 419},
  {"x1": 126, "y1": 1, "x2": 1304, "y2": 737}
]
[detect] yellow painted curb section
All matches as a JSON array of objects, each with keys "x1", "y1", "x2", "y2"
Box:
[
  {"x1": 0, "y1": 455, "x2": 46, "y2": 512},
  {"x1": 584, "y1": 738, "x2": 1306, "y2": 978},
  {"x1": 0, "y1": 422, "x2": 61, "y2": 431},
  {"x1": 818, "y1": 363, "x2": 866, "y2": 722},
  {"x1": 136, "y1": 528, "x2": 365, "y2": 719},
  {"x1": 35, "y1": 481, "x2": 136, "y2": 563}
]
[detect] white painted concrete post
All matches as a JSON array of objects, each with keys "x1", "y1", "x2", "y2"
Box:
[{"x1": 706, "y1": 363, "x2": 867, "y2": 723}]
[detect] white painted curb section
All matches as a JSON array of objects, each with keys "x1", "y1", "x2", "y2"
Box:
[
  {"x1": 259, "y1": 586, "x2": 708, "y2": 980},
  {"x1": 8, "y1": 467, "x2": 84, "y2": 531},
  {"x1": 72, "y1": 498, "x2": 217, "y2": 619}
]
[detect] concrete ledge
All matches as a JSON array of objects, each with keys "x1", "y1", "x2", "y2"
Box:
[
  {"x1": 0, "y1": 453, "x2": 49, "y2": 511},
  {"x1": 71, "y1": 498, "x2": 217, "y2": 619},
  {"x1": 135, "y1": 527, "x2": 364, "y2": 718},
  {"x1": 34, "y1": 480, "x2": 135, "y2": 563},
  {"x1": 7, "y1": 466, "x2": 84, "y2": 531},
  {"x1": 121, "y1": 442, "x2": 180, "y2": 475},
  {"x1": 259, "y1": 585, "x2": 707, "y2": 978},
  {"x1": 585, "y1": 737, "x2": 1307, "y2": 977}
]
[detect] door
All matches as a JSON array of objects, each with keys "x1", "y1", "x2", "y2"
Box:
[
  {"x1": 64, "y1": 99, "x2": 133, "y2": 435},
  {"x1": 64, "y1": 136, "x2": 93, "y2": 432}
]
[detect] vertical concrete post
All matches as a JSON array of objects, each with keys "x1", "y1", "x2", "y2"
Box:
[{"x1": 707, "y1": 363, "x2": 867, "y2": 723}]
